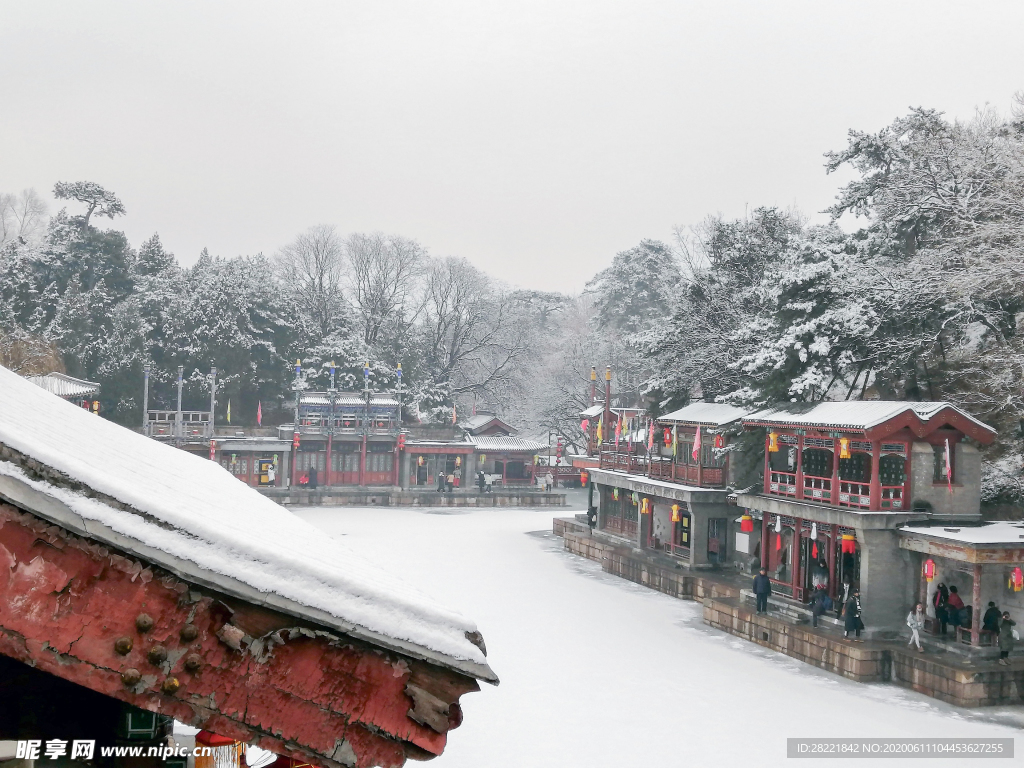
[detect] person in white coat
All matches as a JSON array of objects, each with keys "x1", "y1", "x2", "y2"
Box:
[{"x1": 906, "y1": 603, "x2": 926, "y2": 652}]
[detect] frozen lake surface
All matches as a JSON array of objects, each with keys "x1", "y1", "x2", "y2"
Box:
[{"x1": 296, "y1": 505, "x2": 1023, "y2": 767}]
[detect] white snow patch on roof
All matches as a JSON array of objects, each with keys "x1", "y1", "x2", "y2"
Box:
[
  {"x1": 743, "y1": 400, "x2": 994, "y2": 433},
  {"x1": 900, "y1": 521, "x2": 1024, "y2": 546},
  {"x1": 469, "y1": 435, "x2": 547, "y2": 452},
  {"x1": 659, "y1": 402, "x2": 750, "y2": 426},
  {"x1": 0, "y1": 365, "x2": 488, "y2": 673},
  {"x1": 26, "y1": 372, "x2": 100, "y2": 399}
]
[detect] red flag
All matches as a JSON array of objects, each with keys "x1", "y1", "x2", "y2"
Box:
[
  {"x1": 647, "y1": 420, "x2": 654, "y2": 451},
  {"x1": 692, "y1": 425, "x2": 702, "y2": 463},
  {"x1": 614, "y1": 417, "x2": 621, "y2": 448},
  {"x1": 257, "y1": 400, "x2": 263, "y2": 427}
]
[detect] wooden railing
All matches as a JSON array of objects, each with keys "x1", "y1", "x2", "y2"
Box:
[
  {"x1": 599, "y1": 452, "x2": 726, "y2": 487},
  {"x1": 838, "y1": 481, "x2": 870, "y2": 509},
  {"x1": 880, "y1": 486, "x2": 905, "y2": 510},
  {"x1": 769, "y1": 471, "x2": 797, "y2": 497},
  {"x1": 802, "y1": 475, "x2": 832, "y2": 503}
]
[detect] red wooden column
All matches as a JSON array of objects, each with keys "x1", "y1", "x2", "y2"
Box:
[
  {"x1": 972, "y1": 563, "x2": 983, "y2": 646},
  {"x1": 763, "y1": 435, "x2": 772, "y2": 494},
  {"x1": 869, "y1": 440, "x2": 882, "y2": 510},
  {"x1": 792, "y1": 517, "x2": 803, "y2": 599},
  {"x1": 795, "y1": 435, "x2": 804, "y2": 500},
  {"x1": 831, "y1": 437, "x2": 840, "y2": 506},
  {"x1": 359, "y1": 435, "x2": 367, "y2": 486},
  {"x1": 827, "y1": 524, "x2": 837, "y2": 601},
  {"x1": 326, "y1": 433, "x2": 333, "y2": 487},
  {"x1": 392, "y1": 445, "x2": 400, "y2": 487}
]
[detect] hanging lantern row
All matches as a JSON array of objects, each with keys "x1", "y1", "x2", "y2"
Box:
[
  {"x1": 841, "y1": 534, "x2": 857, "y2": 554},
  {"x1": 671, "y1": 504, "x2": 681, "y2": 523},
  {"x1": 740, "y1": 514, "x2": 753, "y2": 533},
  {"x1": 923, "y1": 558, "x2": 935, "y2": 583},
  {"x1": 1009, "y1": 567, "x2": 1023, "y2": 593}
]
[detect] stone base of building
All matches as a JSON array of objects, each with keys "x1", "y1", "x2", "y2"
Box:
[
  {"x1": 703, "y1": 597, "x2": 891, "y2": 681},
  {"x1": 553, "y1": 517, "x2": 1024, "y2": 708},
  {"x1": 264, "y1": 487, "x2": 567, "y2": 507}
]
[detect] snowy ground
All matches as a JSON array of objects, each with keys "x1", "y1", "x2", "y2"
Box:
[{"x1": 296, "y1": 503, "x2": 1023, "y2": 767}]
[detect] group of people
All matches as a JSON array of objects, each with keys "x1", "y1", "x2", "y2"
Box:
[
  {"x1": 751, "y1": 564, "x2": 863, "y2": 639},
  {"x1": 436, "y1": 470, "x2": 461, "y2": 493},
  {"x1": 917, "y1": 583, "x2": 1017, "y2": 664}
]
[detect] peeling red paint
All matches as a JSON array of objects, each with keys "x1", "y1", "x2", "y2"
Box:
[{"x1": 0, "y1": 503, "x2": 479, "y2": 768}]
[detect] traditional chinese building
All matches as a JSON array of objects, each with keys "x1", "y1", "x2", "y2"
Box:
[
  {"x1": 588, "y1": 401, "x2": 755, "y2": 567},
  {"x1": 0, "y1": 364, "x2": 496, "y2": 767},
  {"x1": 735, "y1": 400, "x2": 997, "y2": 636}
]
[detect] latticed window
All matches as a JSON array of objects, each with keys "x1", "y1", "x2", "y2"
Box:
[
  {"x1": 801, "y1": 448, "x2": 833, "y2": 478},
  {"x1": 839, "y1": 452, "x2": 871, "y2": 482},
  {"x1": 879, "y1": 454, "x2": 906, "y2": 486}
]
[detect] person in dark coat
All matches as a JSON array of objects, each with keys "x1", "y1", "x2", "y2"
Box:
[
  {"x1": 308, "y1": 466, "x2": 318, "y2": 489},
  {"x1": 477, "y1": 471, "x2": 486, "y2": 493},
  {"x1": 983, "y1": 602, "x2": 1001, "y2": 633},
  {"x1": 998, "y1": 612, "x2": 1016, "y2": 665},
  {"x1": 809, "y1": 586, "x2": 830, "y2": 628},
  {"x1": 752, "y1": 568, "x2": 772, "y2": 614},
  {"x1": 437, "y1": 472, "x2": 446, "y2": 493},
  {"x1": 836, "y1": 574, "x2": 852, "y2": 619},
  {"x1": 844, "y1": 590, "x2": 863, "y2": 640},
  {"x1": 933, "y1": 583, "x2": 950, "y2": 635}
]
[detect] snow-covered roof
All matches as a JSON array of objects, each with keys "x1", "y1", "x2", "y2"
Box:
[
  {"x1": 468, "y1": 435, "x2": 548, "y2": 453},
  {"x1": 580, "y1": 404, "x2": 604, "y2": 418},
  {"x1": 900, "y1": 521, "x2": 1024, "y2": 546},
  {"x1": 743, "y1": 400, "x2": 995, "y2": 435},
  {"x1": 0, "y1": 365, "x2": 494, "y2": 682},
  {"x1": 300, "y1": 392, "x2": 399, "y2": 407},
  {"x1": 658, "y1": 402, "x2": 750, "y2": 427},
  {"x1": 25, "y1": 372, "x2": 100, "y2": 400}
]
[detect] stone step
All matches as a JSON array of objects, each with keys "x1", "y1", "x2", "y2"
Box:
[{"x1": 740, "y1": 589, "x2": 845, "y2": 629}]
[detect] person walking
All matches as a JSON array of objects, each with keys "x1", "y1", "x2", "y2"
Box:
[
  {"x1": 437, "y1": 472, "x2": 446, "y2": 493},
  {"x1": 477, "y1": 470, "x2": 486, "y2": 493},
  {"x1": 998, "y1": 612, "x2": 1016, "y2": 666},
  {"x1": 906, "y1": 603, "x2": 926, "y2": 653},
  {"x1": 844, "y1": 589, "x2": 863, "y2": 641},
  {"x1": 753, "y1": 568, "x2": 772, "y2": 614},
  {"x1": 836, "y1": 574, "x2": 852, "y2": 619}
]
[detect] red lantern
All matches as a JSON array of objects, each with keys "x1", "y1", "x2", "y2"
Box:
[
  {"x1": 580, "y1": 470, "x2": 589, "y2": 485},
  {"x1": 292, "y1": 431, "x2": 301, "y2": 449},
  {"x1": 397, "y1": 434, "x2": 406, "y2": 450},
  {"x1": 923, "y1": 558, "x2": 935, "y2": 583},
  {"x1": 1009, "y1": 567, "x2": 1023, "y2": 592},
  {"x1": 663, "y1": 428, "x2": 671, "y2": 447},
  {"x1": 841, "y1": 534, "x2": 856, "y2": 554},
  {"x1": 740, "y1": 514, "x2": 753, "y2": 533},
  {"x1": 714, "y1": 434, "x2": 725, "y2": 449}
]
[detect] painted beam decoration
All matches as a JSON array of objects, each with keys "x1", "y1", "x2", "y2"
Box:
[{"x1": 0, "y1": 500, "x2": 477, "y2": 768}]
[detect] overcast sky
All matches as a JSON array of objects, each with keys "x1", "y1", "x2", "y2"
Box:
[{"x1": 2, "y1": 1, "x2": 1022, "y2": 292}]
